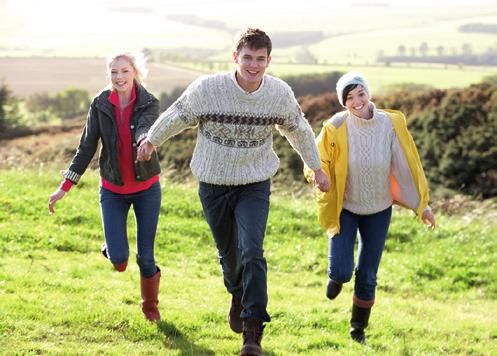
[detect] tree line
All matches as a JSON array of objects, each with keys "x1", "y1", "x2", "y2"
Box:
[{"x1": 377, "y1": 42, "x2": 497, "y2": 66}]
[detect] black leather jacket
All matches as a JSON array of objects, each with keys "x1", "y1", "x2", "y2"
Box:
[{"x1": 63, "y1": 82, "x2": 161, "y2": 186}]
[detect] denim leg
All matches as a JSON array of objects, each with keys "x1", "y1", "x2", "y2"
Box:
[
  {"x1": 328, "y1": 209, "x2": 358, "y2": 283},
  {"x1": 99, "y1": 187, "x2": 130, "y2": 265},
  {"x1": 199, "y1": 182, "x2": 243, "y2": 299},
  {"x1": 354, "y1": 207, "x2": 392, "y2": 302},
  {"x1": 132, "y1": 182, "x2": 162, "y2": 278},
  {"x1": 234, "y1": 180, "x2": 271, "y2": 322}
]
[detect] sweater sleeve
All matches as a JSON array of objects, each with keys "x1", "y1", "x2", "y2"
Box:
[
  {"x1": 276, "y1": 90, "x2": 321, "y2": 171},
  {"x1": 63, "y1": 101, "x2": 100, "y2": 184},
  {"x1": 147, "y1": 83, "x2": 200, "y2": 147},
  {"x1": 305, "y1": 123, "x2": 334, "y2": 182}
]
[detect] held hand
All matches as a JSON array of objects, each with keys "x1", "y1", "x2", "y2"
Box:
[
  {"x1": 137, "y1": 138, "x2": 156, "y2": 161},
  {"x1": 422, "y1": 208, "x2": 436, "y2": 230},
  {"x1": 48, "y1": 189, "x2": 66, "y2": 214},
  {"x1": 313, "y1": 168, "x2": 330, "y2": 192}
]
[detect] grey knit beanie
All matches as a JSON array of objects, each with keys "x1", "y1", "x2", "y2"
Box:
[{"x1": 336, "y1": 71, "x2": 371, "y2": 107}]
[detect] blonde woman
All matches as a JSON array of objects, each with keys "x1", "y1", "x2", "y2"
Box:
[{"x1": 48, "y1": 52, "x2": 162, "y2": 321}]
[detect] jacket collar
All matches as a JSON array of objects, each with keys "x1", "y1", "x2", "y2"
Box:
[
  {"x1": 107, "y1": 82, "x2": 136, "y2": 108},
  {"x1": 95, "y1": 81, "x2": 153, "y2": 117}
]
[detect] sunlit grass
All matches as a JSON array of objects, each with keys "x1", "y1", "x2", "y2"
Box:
[{"x1": 0, "y1": 169, "x2": 496, "y2": 354}]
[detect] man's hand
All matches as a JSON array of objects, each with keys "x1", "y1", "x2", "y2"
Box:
[
  {"x1": 137, "y1": 138, "x2": 156, "y2": 161},
  {"x1": 313, "y1": 168, "x2": 330, "y2": 192}
]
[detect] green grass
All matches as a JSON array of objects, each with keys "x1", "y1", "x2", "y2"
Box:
[{"x1": 1, "y1": 169, "x2": 496, "y2": 355}]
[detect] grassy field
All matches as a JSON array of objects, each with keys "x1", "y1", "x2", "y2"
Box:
[
  {"x1": 268, "y1": 63, "x2": 497, "y2": 92},
  {"x1": 174, "y1": 60, "x2": 497, "y2": 92},
  {"x1": 197, "y1": 6, "x2": 497, "y2": 66},
  {"x1": 1, "y1": 169, "x2": 496, "y2": 355}
]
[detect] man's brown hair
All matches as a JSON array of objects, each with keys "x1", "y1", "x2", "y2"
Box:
[{"x1": 235, "y1": 28, "x2": 272, "y2": 56}]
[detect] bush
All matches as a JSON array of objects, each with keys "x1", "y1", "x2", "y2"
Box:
[
  {"x1": 52, "y1": 88, "x2": 90, "y2": 119},
  {"x1": 159, "y1": 87, "x2": 186, "y2": 112},
  {"x1": 0, "y1": 82, "x2": 24, "y2": 133},
  {"x1": 26, "y1": 88, "x2": 90, "y2": 121},
  {"x1": 282, "y1": 71, "x2": 342, "y2": 97},
  {"x1": 406, "y1": 84, "x2": 497, "y2": 197},
  {"x1": 0, "y1": 82, "x2": 9, "y2": 131}
]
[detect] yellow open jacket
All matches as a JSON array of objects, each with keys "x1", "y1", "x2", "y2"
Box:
[{"x1": 304, "y1": 109, "x2": 429, "y2": 236}]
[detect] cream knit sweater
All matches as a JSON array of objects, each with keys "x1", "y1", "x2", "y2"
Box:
[
  {"x1": 147, "y1": 71, "x2": 321, "y2": 185},
  {"x1": 343, "y1": 104, "x2": 399, "y2": 215}
]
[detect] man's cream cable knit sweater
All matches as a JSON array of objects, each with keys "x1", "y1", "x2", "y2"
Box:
[{"x1": 147, "y1": 72, "x2": 321, "y2": 185}]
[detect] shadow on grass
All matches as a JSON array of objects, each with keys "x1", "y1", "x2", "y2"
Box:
[
  {"x1": 156, "y1": 320, "x2": 279, "y2": 355},
  {"x1": 156, "y1": 320, "x2": 215, "y2": 355}
]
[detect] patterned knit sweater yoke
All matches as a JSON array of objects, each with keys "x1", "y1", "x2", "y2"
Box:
[
  {"x1": 343, "y1": 104, "x2": 396, "y2": 215},
  {"x1": 147, "y1": 71, "x2": 321, "y2": 185}
]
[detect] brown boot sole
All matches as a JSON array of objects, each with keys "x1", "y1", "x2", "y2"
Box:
[{"x1": 240, "y1": 344, "x2": 262, "y2": 356}]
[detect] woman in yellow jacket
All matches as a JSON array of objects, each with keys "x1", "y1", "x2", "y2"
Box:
[{"x1": 305, "y1": 71, "x2": 436, "y2": 344}]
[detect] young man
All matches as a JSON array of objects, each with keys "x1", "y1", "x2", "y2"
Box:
[{"x1": 138, "y1": 28, "x2": 329, "y2": 356}]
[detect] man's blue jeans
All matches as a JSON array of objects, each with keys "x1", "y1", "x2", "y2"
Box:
[
  {"x1": 99, "y1": 181, "x2": 161, "y2": 278},
  {"x1": 328, "y1": 207, "x2": 392, "y2": 304},
  {"x1": 198, "y1": 179, "x2": 271, "y2": 322}
]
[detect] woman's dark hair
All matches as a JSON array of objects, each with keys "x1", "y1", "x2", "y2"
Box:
[{"x1": 342, "y1": 84, "x2": 360, "y2": 105}]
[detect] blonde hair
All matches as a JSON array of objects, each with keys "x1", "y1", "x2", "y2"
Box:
[{"x1": 106, "y1": 52, "x2": 148, "y2": 85}]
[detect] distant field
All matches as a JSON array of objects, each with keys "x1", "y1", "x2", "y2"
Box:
[
  {"x1": 3, "y1": 5, "x2": 497, "y2": 98},
  {"x1": 202, "y1": 8, "x2": 497, "y2": 66},
  {"x1": 268, "y1": 63, "x2": 497, "y2": 92},
  {"x1": 1, "y1": 57, "x2": 497, "y2": 100},
  {"x1": 0, "y1": 58, "x2": 202, "y2": 98},
  {"x1": 306, "y1": 15, "x2": 497, "y2": 65},
  {"x1": 174, "y1": 60, "x2": 497, "y2": 91}
]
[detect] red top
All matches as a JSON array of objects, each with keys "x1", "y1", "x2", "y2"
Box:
[{"x1": 60, "y1": 84, "x2": 159, "y2": 194}]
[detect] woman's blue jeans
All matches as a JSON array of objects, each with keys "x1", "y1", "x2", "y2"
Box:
[
  {"x1": 328, "y1": 207, "x2": 392, "y2": 303},
  {"x1": 198, "y1": 179, "x2": 271, "y2": 323},
  {"x1": 99, "y1": 181, "x2": 161, "y2": 278}
]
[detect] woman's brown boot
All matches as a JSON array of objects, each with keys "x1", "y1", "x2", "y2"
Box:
[{"x1": 140, "y1": 268, "x2": 161, "y2": 321}]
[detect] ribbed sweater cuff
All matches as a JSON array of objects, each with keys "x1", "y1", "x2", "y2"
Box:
[{"x1": 62, "y1": 169, "x2": 81, "y2": 184}]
